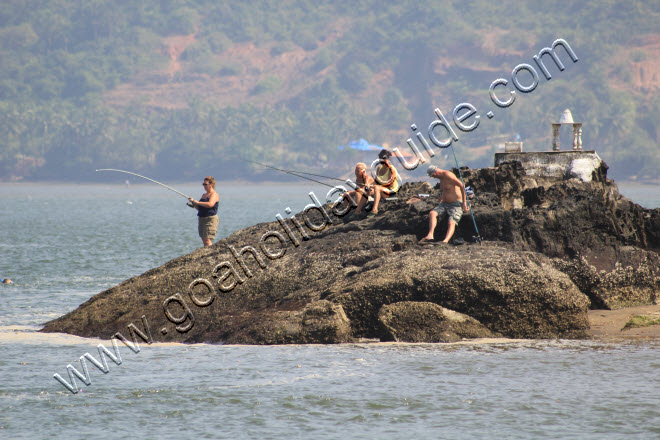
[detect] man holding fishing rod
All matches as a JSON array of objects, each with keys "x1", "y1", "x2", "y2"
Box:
[
  {"x1": 341, "y1": 163, "x2": 375, "y2": 217},
  {"x1": 188, "y1": 176, "x2": 220, "y2": 247},
  {"x1": 343, "y1": 149, "x2": 399, "y2": 218}
]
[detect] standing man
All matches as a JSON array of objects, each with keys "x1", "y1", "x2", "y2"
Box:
[
  {"x1": 420, "y1": 165, "x2": 469, "y2": 244},
  {"x1": 188, "y1": 176, "x2": 219, "y2": 247}
]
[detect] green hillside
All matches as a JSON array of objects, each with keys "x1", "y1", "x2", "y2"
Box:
[{"x1": 1, "y1": 0, "x2": 659, "y2": 182}]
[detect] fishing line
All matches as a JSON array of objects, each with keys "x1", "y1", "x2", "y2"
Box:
[
  {"x1": 241, "y1": 159, "x2": 353, "y2": 189},
  {"x1": 242, "y1": 158, "x2": 375, "y2": 192},
  {"x1": 96, "y1": 169, "x2": 195, "y2": 207},
  {"x1": 263, "y1": 166, "x2": 346, "y2": 182},
  {"x1": 448, "y1": 146, "x2": 482, "y2": 244}
]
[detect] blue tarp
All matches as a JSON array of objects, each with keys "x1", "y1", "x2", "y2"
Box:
[{"x1": 337, "y1": 138, "x2": 382, "y2": 151}]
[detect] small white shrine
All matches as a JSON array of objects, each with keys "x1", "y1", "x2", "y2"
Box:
[{"x1": 552, "y1": 109, "x2": 582, "y2": 151}]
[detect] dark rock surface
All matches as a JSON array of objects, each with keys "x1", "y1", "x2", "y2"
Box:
[
  {"x1": 552, "y1": 250, "x2": 660, "y2": 309},
  {"x1": 378, "y1": 301, "x2": 495, "y2": 342},
  {"x1": 41, "y1": 159, "x2": 660, "y2": 343},
  {"x1": 458, "y1": 162, "x2": 660, "y2": 309}
]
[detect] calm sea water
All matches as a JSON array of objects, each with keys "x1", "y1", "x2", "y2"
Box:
[{"x1": 0, "y1": 181, "x2": 658, "y2": 439}]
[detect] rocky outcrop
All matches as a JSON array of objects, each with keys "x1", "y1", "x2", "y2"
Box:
[
  {"x1": 552, "y1": 250, "x2": 660, "y2": 309},
  {"x1": 457, "y1": 162, "x2": 660, "y2": 309},
  {"x1": 41, "y1": 158, "x2": 660, "y2": 344},
  {"x1": 457, "y1": 161, "x2": 659, "y2": 258},
  {"x1": 318, "y1": 238, "x2": 589, "y2": 340},
  {"x1": 378, "y1": 301, "x2": 495, "y2": 342}
]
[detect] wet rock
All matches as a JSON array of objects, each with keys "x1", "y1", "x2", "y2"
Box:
[
  {"x1": 553, "y1": 249, "x2": 660, "y2": 309},
  {"x1": 321, "y1": 240, "x2": 590, "y2": 340},
  {"x1": 378, "y1": 301, "x2": 495, "y2": 342},
  {"x1": 217, "y1": 300, "x2": 353, "y2": 345}
]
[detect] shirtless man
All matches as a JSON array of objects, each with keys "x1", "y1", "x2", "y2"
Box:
[
  {"x1": 419, "y1": 165, "x2": 469, "y2": 244},
  {"x1": 342, "y1": 163, "x2": 375, "y2": 215}
]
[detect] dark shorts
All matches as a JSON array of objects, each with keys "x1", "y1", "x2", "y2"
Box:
[
  {"x1": 432, "y1": 201, "x2": 463, "y2": 224},
  {"x1": 198, "y1": 215, "x2": 219, "y2": 239}
]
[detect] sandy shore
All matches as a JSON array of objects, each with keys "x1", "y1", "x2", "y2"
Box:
[{"x1": 588, "y1": 304, "x2": 660, "y2": 341}]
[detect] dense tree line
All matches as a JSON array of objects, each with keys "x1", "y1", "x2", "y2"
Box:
[{"x1": 1, "y1": 0, "x2": 659, "y2": 181}]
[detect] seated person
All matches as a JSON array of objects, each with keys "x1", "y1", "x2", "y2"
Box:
[
  {"x1": 358, "y1": 149, "x2": 399, "y2": 217},
  {"x1": 342, "y1": 163, "x2": 375, "y2": 216},
  {"x1": 419, "y1": 165, "x2": 469, "y2": 244}
]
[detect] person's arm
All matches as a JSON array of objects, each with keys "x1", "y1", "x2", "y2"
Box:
[
  {"x1": 376, "y1": 163, "x2": 396, "y2": 187},
  {"x1": 449, "y1": 173, "x2": 469, "y2": 211},
  {"x1": 190, "y1": 192, "x2": 219, "y2": 208},
  {"x1": 387, "y1": 163, "x2": 398, "y2": 187},
  {"x1": 361, "y1": 175, "x2": 375, "y2": 194}
]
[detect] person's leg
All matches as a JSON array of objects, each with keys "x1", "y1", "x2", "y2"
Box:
[
  {"x1": 334, "y1": 191, "x2": 355, "y2": 216},
  {"x1": 355, "y1": 191, "x2": 368, "y2": 214},
  {"x1": 333, "y1": 191, "x2": 353, "y2": 216},
  {"x1": 352, "y1": 191, "x2": 365, "y2": 213},
  {"x1": 442, "y1": 203, "x2": 463, "y2": 243},
  {"x1": 198, "y1": 218, "x2": 205, "y2": 247},
  {"x1": 342, "y1": 190, "x2": 360, "y2": 207},
  {"x1": 442, "y1": 220, "x2": 457, "y2": 243},
  {"x1": 420, "y1": 210, "x2": 439, "y2": 242},
  {"x1": 200, "y1": 216, "x2": 218, "y2": 247},
  {"x1": 371, "y1": 187, "x2": 385, "y2": 213}
]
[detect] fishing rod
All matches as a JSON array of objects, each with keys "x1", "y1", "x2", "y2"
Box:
[
  {"x1": 241, "y1": 159, "x2": 343, "y2": 189},
  {"x1": 96, "y1": 169, "x2": 195, "y2": 207},
  {"x1": 447, "y1": 146, "x2": 482, "y2": 244},
  {"x1": 242, "y1": 159, "x2": 346, "y2": 182},
  {"x1": 242, "y1": 159, "x2": 371, "y2": 191}
]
